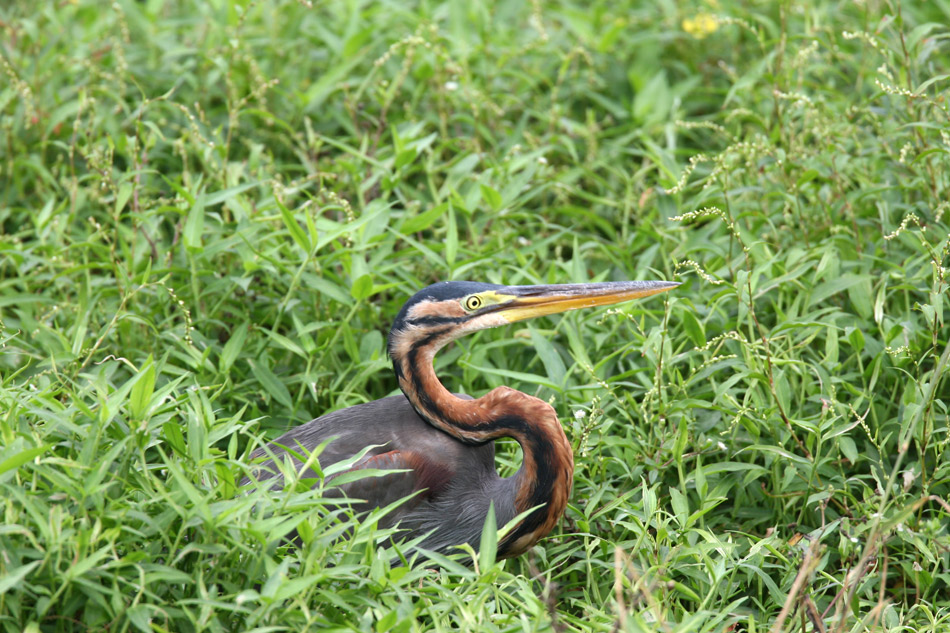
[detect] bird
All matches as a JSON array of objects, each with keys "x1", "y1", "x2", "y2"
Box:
[{"x1": 246, "y1": 279, "x2": 679, "y2": 559}]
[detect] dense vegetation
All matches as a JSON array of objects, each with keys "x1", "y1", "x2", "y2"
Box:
[{"x1": 1, "y1": 0, "x2": 948, "y2": 630}]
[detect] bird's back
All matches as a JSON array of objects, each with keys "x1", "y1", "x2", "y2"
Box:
[{"x1": 245, "y1": 394, "x2": 514, "y2": 555}]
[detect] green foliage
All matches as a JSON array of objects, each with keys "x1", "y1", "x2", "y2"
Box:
[{"x1": 2, "y1": 0, "x2": 949, "y2": 631}]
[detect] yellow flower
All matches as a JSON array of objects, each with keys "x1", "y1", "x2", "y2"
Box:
[{"x1": 683, "y1": 12, "x2": 719, "y2": 39}]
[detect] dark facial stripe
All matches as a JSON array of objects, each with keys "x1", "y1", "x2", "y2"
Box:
[{"x1": 409, "y1": 315, "x2": 469, "y2": 327}]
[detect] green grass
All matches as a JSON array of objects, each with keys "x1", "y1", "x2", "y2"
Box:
[{"x1": 2, "y1": 0, "x2": 949, "y2": 631}]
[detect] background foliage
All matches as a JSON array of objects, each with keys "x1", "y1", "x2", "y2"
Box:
[{"x1": 2, "y1": 0, "x2": 949, "y2": 631}]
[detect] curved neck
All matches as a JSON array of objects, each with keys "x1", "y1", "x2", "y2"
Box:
[{"x1": 391, "y1": 331, "x2": 574, "y2": 556}]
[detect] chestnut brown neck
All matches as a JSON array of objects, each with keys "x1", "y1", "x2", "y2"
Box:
[{"x1": 391, "y1": 329, "x2": 574, "y2": 554}]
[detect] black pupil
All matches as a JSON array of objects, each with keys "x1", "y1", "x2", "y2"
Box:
[{"x1": 468, "y1": 297, "x2": 480, "y2": 309}]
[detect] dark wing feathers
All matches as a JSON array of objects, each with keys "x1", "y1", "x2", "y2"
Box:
[
  {"x1": 344, "y1": 450, "x2": 453, "y2": 500},
  {"x1": 327, "y1": 450, "x2": 454, "y2": 528},
  {"x1": 244, "y1": 393, "x2": 502, "y2": 546}
]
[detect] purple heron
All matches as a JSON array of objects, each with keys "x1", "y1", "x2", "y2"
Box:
[{"x1": 247, "y1": 280, "x2": 678, "y2": 558}]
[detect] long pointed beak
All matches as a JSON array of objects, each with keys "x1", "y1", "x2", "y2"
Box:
[{"x1": 493, "y1": 280, "x2": 680, "y2": 323}]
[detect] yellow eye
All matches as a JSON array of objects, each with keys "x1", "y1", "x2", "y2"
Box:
[{"x1": 464, "y1": 295, "x2": 483, "y2": 311}]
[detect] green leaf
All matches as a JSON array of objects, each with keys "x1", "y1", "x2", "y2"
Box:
[
  {"x1": 400, "y1": 203, "x2": 446, "y2": 234},
  {"x1": 395, "y1": 147, "x2": 418, "y2": 169},
  {"x1": 351, "y1": 274, "x2": 373, "y2": 300},
  {"x1": 115, "y1": 182, "x2": 133, "y2": 216},
  {"x1": 480, "y1": 184, "x2": 502, "y2": 211},
  {"x1": 478, "y1": 502, "x2": 498, "y2": 571},
  {"x1": 809, "y1": 274, "x2": 865, "y2": 307},
  {"x1": 460, "y1": 362, "x2": 559, "y2": 391},
  {"x1": 279, "y1": 202, "x2": 311, "y2": 252},
  {"x1": 669, "y1": 487, "x2": 688, "y2": 527},
  {"x1": 673, "y1": 416, "x2": 688, "y2": 468},
  {"x1": 528, "y1": 327, "x2": 566, "y2": 386},
  {"x1": 204, "y1": 181, "x2": 260, "y2": 206},
  {"x1": 249, "y1": 358, "x2": 294, "y2": 409},
  {"x1": 261, "y1": 327, "x2": 307, "y2": 359},
  {"x1": 445, "y1": 204, "x2": 458, "y2": 267},
  {"x1": 846, "y1": 326, "x2": 865, "y2": 351},
  {"x1": 311, "y1": 278, "x2": 354, "y2": 306},
  {"x1": 163, "y1": 422, "x2": 187, "y2": 456},
  {"x1": 129, "y1": 355, "x2": 156, "y2": 420},
  {"x1": 220, "y1": 322, "x2": 249, "y2": 373},
  {"x1": 183, "y1": 194, "x2": 205, "y2": 252},
  {"x1": 0, "y1": 444, "x2": 51, "y2": 477},
  {"x1": 839, "y1": 436, "x2": 858, "y2": 463},
  {"x1": 0, "y1": 561, "x2": 42, "y2": 595},
  {"x1": 126, "y1": 605, "x2": 154, "y2": 633},
  {"x1": 65, "y1": 545, "x2": 112, "y2": 580},
  {"x1": 328, "y1": 468, "x2": 409, "y2": 487},
  {"x1": 847, "y1": 276, "x2": 873, "y2": 319},
  {"x1": 773, "y1": 368, "x2": 791, "y2": 413},
  {"x1": 274, "y1": 574, "x2": 327, "y2": 601},
  {"x1": 795, "y1": 169, "x2": 821, "y2": 187},
  {"x1": 680, "y1": 308, "x2": 705, "y2": 347}
]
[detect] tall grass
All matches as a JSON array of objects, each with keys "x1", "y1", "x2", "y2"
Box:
[{"x1": 1, "y1": 0, "x2": 948, "y2": 631}]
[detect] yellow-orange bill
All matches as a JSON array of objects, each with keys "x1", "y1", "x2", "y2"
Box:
[{"x1": 494, "y1": 280, "x2": 680, "y2": 323}]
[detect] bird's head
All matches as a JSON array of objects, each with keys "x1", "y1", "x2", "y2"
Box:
[{"x1": 388, "y1": 279, "x2": 680, "y2": 363}]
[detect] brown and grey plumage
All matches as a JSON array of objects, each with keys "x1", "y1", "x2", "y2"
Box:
[{"x1": 246, "y1": 280, "x2": 678, "y2": 558}]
